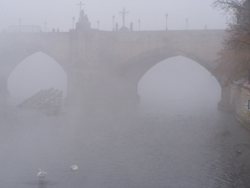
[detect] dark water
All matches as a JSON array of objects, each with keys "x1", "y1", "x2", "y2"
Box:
[{"x1": 0, "y1": 103, "x2": 250, "y2": 188}]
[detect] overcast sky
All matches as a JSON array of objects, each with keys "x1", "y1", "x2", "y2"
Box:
[{"x1": 0, "y1": 0, "x2": 227, "y2": 32}]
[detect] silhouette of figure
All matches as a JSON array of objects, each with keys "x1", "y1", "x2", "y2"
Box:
[
  {"x1": 57, "y1": 28, "x2": 59, "y2": 32},
  {"x1": 130, "y1": 22, "x2": 133, "y2": 31},
  {"x1": 52, "y1": 28, "x2": 55, "y2": 32}
]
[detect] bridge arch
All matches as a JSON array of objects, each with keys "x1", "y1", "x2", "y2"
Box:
[
  {"x1": 121, "y1": 47, "x2": 221, "y2": 86},
  {"x1": 7, "y1": 48, "x2": 67, "y2": 79},
  {"x1": 7, "y1": 51, "x2": 67, "y2": 105},
  {"x1": 138, "y1": 56, "x2": 221, "y2": 107},
  {"x1": 118, "y1": 47, "x2": 222, "y2": 103}
]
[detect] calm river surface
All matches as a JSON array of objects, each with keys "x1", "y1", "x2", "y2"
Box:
[{"x1": 0, "y1": 103, "x2": 250, "y2": 188}]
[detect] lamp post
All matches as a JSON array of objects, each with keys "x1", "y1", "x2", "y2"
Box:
[
  {"x1": 138, "y1": 19, "x2": 141, "y2": 31},
  {"x1": 166, "y1": 14, "x2": 168, "y2": 30},
  {"x1": 112, "y1": 15, "x2": 115, "y2": 31},
  {"x1": 72, "y1": 17, "x2": 75, "y2": 29},
  {"x1": 44, "y1": 21, "x2": 47, "y2": 32},
  {"x1": 186, "y1": 18, "x2": 188, "y2": 30},
  {"x1": 97, "y1": 20, "x2": 100, "y2": 30}
]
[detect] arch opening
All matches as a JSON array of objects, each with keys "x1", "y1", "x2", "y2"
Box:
[
  {"x1": 138, "y1": 56, "x2": 221, "y2": 114},
  {"x1": 7, "y1": 52, "x2": 67, "y2": 106}
]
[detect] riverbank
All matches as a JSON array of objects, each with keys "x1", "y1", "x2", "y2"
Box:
[{"x1": 228, "y1": 83, "x2": 250, "y2": 130}]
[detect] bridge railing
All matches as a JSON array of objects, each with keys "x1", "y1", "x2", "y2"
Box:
[{"x1": 9, "y1": 25, "x2": 42, "y2": 33}]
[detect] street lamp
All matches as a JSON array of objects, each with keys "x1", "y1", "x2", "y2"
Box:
[
  {"x1": 97, "y1": 20, "x2": 100, "y2": 30},
  {"x1": 72, "y1": 17, "x2": 75, "y2": 29},
  {"x1": 186, "y1": 18, "x2": 188, "y2": 30},
  {"x1": 44, "y1": 21, "x2": 47, "y2": 32},
  {"x1": 112, "y1": 15, "x2": 115, "y2": 31},
  {"x1": 166, "y1": 14, "x2": 168, "y2": 30},
  {"x1": 138, "y1": 19, "x2": 141, "y2": 31}
]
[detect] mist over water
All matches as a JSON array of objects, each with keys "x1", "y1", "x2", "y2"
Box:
[
  {"x1": 138, "y1": 56, "x2": 221, "y2": 115},
  {"x1": 0, "y1": 0, "x2": 246, "y2": 187},
  {"x1": 1, "y1": 54, "x2": 250, "y2": 188},
  {"x1": 7, "y1": 52, "x2": 67, "y2": 106}
]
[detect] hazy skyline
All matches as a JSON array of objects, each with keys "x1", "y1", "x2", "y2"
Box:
[{"x1": 1, "y1": 0, "x2": 227, "y2": 32}]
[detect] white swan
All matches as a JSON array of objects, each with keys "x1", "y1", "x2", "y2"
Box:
[
  {"x1": 71, "y1": 165, "x2": 78, "y2": 171},
  {"x1": 37, "y1": 169, "x2": 47, "y2": 181}
]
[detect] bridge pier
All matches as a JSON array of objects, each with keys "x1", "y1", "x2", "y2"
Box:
[{"x1": 65, "y1": 68, "x2": 140, "y2": 114}]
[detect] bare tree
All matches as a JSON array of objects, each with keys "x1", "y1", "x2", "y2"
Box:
[{"x1": 213, "y1": 0, "x2": 250, "y2": 86}]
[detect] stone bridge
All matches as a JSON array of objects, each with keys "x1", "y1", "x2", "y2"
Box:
[{"x1": 0, "y1": 29, "x2": 226, "y2": 108}]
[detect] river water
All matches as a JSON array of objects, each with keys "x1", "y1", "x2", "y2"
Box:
[{"x1": 0, "y1": 102, "x2": 250, "y2": 188}]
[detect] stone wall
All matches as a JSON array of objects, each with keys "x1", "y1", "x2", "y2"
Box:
[{"x1": 229, "y1": 83, "x2": 250, "y2": 129}]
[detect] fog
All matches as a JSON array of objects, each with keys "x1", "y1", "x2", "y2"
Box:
[
  {"x1": 2, "y1": 53, "x2": 240, "y2": 188},
  {"x1": 2, "y1": 1, "x2": 250, "y2": 188},
  {"x1": 2, "y1": 53, "x2": 250, "y2": 187},
  {"x1": 0, "y1": 0, "x2": 226, "y2": 32},
  {"x1": 7, "y1": 53, "x2": 221, "y2": 111},
  {"x1": 8, "y1": 52, "x2": 67, "y2": 106},
  {"x1": 138, "y1": 56, "x2": 221, "y2": 114}
]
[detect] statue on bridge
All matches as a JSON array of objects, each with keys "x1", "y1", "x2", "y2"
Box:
[
  {"x1": 119, "y1": 7, "x2": 129, "y2": 31},
  {"x1": 76, "y1": 9, "x2": 91, "y2": 30}
]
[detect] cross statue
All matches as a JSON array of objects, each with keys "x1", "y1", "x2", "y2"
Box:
[
  {"x1": 77, "y1": 1, "x2": 84, "y2": 13},
  {"x1": 119, "y1": 7, "x2": 129, "y2": 27}
]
